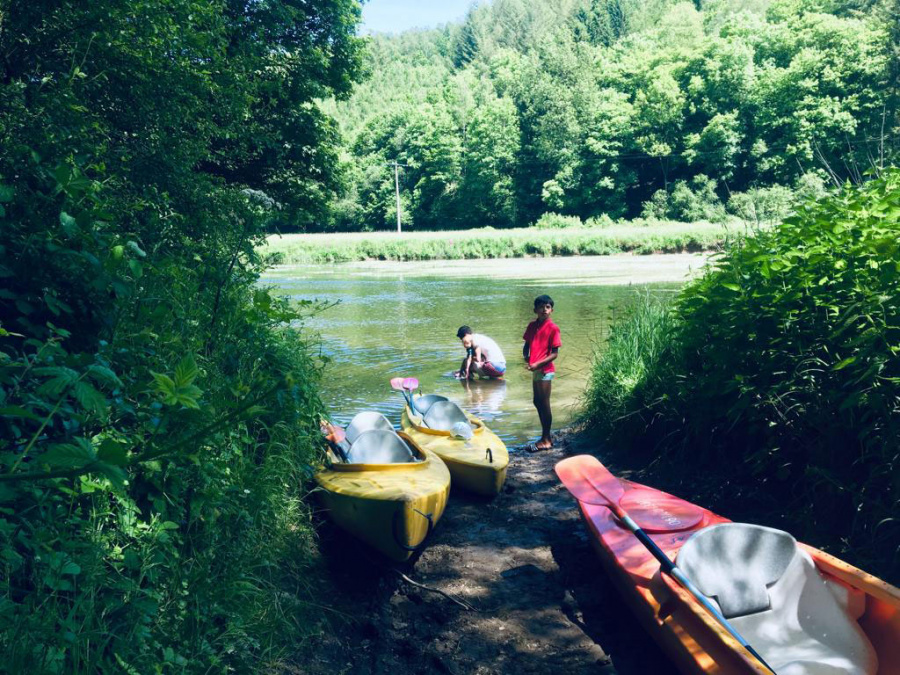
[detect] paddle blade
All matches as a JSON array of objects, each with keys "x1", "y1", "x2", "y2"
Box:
[
  {"x1": 402, "y1": 377, "x2": 419, "y2": 391},
  {"x1": 320, "y1": 421, "x2": 346, "y2": 444},
  {"x1": 390, "y1": 377, "x2": 404, "y2": 390},
  {"x1": 554, "y1": 455, "x2": 625, "y2": 505}
]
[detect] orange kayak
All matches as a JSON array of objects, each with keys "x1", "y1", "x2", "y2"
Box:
[{"x1": 557, "y1": 455, "x2": 900, "y2": 675}]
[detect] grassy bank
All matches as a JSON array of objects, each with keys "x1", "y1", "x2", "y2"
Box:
[
  {"x1": 581, "y1": 172, "x2": 900, "y2": 583},
  {"x1": 261, "y1": 221, "x2": 738, "y2": 263}
]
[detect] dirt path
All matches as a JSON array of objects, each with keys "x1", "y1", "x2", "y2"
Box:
[{"x1": 298, "y1": 433, "x2": 674, "y2": 675}]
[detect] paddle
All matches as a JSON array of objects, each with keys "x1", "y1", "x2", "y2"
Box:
[
  {"x1": 555, "y1": 455, "x2": 776, "y2": 674},
  {"x1": 390, "y1": 377, "x2": 415, "y2": 408},
  {"x1": 321, "y1": 421, "x2": 350, "y2": 463}
]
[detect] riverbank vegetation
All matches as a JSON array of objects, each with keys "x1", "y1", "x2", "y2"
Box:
[
  {"x1": 0, "y1": 1, "x2": 361, "y2": 671},
  {"x1": 314, "y1": 0, "x2": 899, "y2": 232},
  {"x1": 262, "y1": 220, "x2": 732, "y2": 263},
  {"x1": 582, "y1": 171, "x2": 900, "y2": 582}
]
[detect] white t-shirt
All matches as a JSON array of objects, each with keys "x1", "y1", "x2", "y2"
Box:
[{"x1": 472, "y1": 333, "x2": 506, "y2": 367}]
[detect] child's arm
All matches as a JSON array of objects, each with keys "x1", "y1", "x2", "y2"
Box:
[
  {"x1": 461, "y1": 346, "x2": 475, "y2": 378},
  {"x1": 526, "y1": 347, "x2": 558, "y2": 371}
]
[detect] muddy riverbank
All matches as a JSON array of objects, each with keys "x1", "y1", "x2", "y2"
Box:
[{"x1": 292, "y1": 432, "x2": 673, "y2": 675}]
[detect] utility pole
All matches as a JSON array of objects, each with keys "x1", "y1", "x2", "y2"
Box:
[{"x1": 385, "y1": 160, "x2": 408, "y2": 233}]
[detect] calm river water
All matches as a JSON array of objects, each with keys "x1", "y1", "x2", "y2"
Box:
[{"x1": 263, "y1": 254, "x2": 706, "y2": 447}]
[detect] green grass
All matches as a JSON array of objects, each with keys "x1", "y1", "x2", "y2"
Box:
[{"x1": 261, "y1": 221, "x2": 743, "y2": 263}]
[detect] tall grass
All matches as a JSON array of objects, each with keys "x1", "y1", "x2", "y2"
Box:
[
  {"x1": 581, "y1": 172, "x2": 900, "y2": 582},
  {"x1": 580, "y1": 294, "x2": 675, "y2": 435},
  {"x1": 261, "y1": 221, "x2": 734, "y2": 263}
]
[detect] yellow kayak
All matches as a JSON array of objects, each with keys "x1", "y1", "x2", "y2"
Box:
[
  {"x1": 315, "y1": 416, "x2": 450, "y2": 562},
  {"x1": 400, "y1": 396, "x2": 508, "y2": 497}
]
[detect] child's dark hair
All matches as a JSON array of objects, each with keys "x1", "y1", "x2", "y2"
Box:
[
  {"x1": 534, "y1": 295, "x2": 554, "y2": 308},
  {"x1": 456, "y1": 325, "x2": 472, "y2": 339}
]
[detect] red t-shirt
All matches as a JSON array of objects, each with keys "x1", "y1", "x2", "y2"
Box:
[{"x1": 523, "y1": 319, "x2": 561, "y2": 374}]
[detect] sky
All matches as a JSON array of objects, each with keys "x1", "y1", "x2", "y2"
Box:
[{"x1": 360, "y1": 0, "x2": 478, "y2": 34}]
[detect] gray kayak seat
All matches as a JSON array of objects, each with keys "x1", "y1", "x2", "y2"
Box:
[
  {"x1": 413, "y1": 394, "x2": 448, "y2": 416},
  {"x1": 346, "y1": 430, "x2": 415, "y2": 464},
  {"x1": 677, "y1": 523, "x2": 878, "y2": 675},
  {"x1": 678, "y1": 523, "x2": 797, "y2": 618},
  {"x1": 423, "y1": 400, "x2": 473, "y2": 435},
  {"x1": 345, "y1": 411, "x2": 394, "y2": 444}
]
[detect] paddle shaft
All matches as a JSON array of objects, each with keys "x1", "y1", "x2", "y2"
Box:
[{"x1": 608, "y1": 502, "x2": 776, "y2": 674}]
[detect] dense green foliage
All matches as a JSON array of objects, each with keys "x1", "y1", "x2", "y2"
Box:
[
  {"x1": 262, "y1": 221, "x2": 729, "y2": 263},
  {"x1": 321, "y1": 0, "x2": 898, "y2": 232},
  {"x1": 0, "y1": 0, "x2": 362, "y2": 671},
  {"x1": 583, "y1": 170, "x2": 900, "y2": 580}
]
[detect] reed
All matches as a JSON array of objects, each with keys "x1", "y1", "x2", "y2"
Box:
[{"x1": 261, "y1": 221, "x2": 736, "y2": 264}]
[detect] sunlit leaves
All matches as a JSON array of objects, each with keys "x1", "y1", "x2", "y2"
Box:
[{"x1": 151, "y1": 355, "x2": 203, "y2": 409}]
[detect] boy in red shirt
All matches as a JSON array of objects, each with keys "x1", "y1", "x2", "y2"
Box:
[{"x1": 523, "y1": 294, "x2": 561, "y2": 450}]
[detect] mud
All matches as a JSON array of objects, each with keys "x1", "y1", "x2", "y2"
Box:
[{"x1": 294, "y1": 432, "x2": 675, "y2": 675}]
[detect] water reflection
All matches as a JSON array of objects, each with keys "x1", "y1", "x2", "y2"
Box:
[{"x1": 458, "y1": 377, "x2": 508, "y2": 422}]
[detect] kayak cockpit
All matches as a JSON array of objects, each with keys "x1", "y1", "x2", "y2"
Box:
[
  {"x1": 677, "y1": 523, "x2": 878, "y2": 675},
  {"x1": 346, "y1": 430, "x2": 416, "y2": 464},
  {"x1": 335, "y1": 412, "x2": 421, "y2": 464},
  {"x1": 412, "y1": 394, "x2": 448, "y2": 416}
]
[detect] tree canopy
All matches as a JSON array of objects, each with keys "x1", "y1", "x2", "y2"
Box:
[{"x1": 323, "y1": 0, "x2": 898, "y2": 232}]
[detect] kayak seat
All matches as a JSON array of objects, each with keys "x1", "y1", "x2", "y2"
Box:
[
  {"x1": 678, "y1": 523, "x2": 797, "y2": 618},
  {"x1": 413, "y1": 394, "x2": 448, "y2": 416},
  {"x1": 677, "y1": 523, "x2": 878, "y2": 675},
  {"x1": 346, "y1": 430, "x2": 415, "y2": 464},
  {"x1": 345, "y1": 411, "x2": 394, "y2": 445},
  {"x1": 423, "y1": 401, "x2": 472, "y2": 434}
]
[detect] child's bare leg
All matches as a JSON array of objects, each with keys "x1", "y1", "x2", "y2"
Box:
[{"x1": 532, "y1": 379, "x2": 553, "y2": 448}]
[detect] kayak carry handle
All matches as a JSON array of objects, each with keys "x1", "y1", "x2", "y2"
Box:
[
  {"x1": 485, "y1": 448, "x2": 493, "y2": 464},
  {"x1": 392, "y1": 508, "x2": 434, "y2": 553}
]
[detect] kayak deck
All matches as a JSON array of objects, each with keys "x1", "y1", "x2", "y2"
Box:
[
  {"x1": 401, "y1": 405, "x2": 508, "y2": 496},
  {"x1": 315, "y1": 432, "x2": 450, "y2": 561},
  {"x1": 562, "y1": 456, "x2": 900, "y2": 675}
]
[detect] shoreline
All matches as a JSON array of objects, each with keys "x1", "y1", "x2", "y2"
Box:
[
  {"x1": 260, "y1": 222, "x2": 741, "y2": 264},
  {"x1": 264, "y1": 252, "x2": 711, "y2": 286}
]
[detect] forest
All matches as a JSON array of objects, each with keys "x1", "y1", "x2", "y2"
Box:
[{"x1": 319, "y1": 0, "x2": 899, "y2": 232}]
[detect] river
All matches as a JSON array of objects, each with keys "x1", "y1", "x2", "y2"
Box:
[{"x1": 263, "y1": 253, "x2": 706, "y2": 447}]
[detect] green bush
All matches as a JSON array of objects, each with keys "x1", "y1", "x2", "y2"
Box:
[
  {"x1": 641, "y1": 175, "x2": 727, "y2": 223},
  {"x1": 727, "y1": 185, "x2": 796, "y2": 225},
  {"x1": 585, "y1": 213, "x2": 616, "y2": 229},
  {"x1": 0, "y1": 0, "x2": 361, "y2": 671},
  {"x1": 584, "y1": 171, "x2": 900, "y2": 580},
  {"x1": 532, "y1": 212, "x2": 584, "y2": 229}
]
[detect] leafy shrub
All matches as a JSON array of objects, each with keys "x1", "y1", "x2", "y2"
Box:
[
  {"x1": 584, "y1": 171, "x2": 900, "y2": 580},
  {"x1": 585, "y1": 213, "x2": 616, "y2": 228},
  {"x1": 0, "y1": 1, "x2": 360, "y2": 671},
  {"x1": 727, "y1": 185, "x2": 796, "y2": 224},
  {"x1": 532, "y1": 212, "x2": 585, "y2": 229},
  {"x1": 642, "y1": 175, "x2": 726, "y2": 222}
]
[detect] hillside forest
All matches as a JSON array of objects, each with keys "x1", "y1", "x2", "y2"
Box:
[{"x1": 316, "y1": 0, "x2": 900, "y2": 232}]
